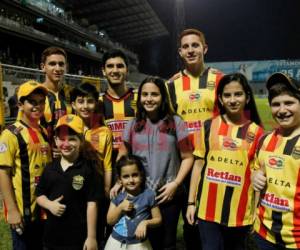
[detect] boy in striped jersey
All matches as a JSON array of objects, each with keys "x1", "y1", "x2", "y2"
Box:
[
  {"x1": 0, "y1": 81, "x2": 51, "y2": 249},
  {"x1": 252, "y1": 73, "x2": 300, "y2": 249}
]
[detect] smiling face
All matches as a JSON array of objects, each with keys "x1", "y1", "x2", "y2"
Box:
[
  {"x1": 119, "y1": 164, "x2": 143, "y2": 195},
  {"x1": 19, "y1": 93, "x2": 46, "y2": 124},
  {"x1": 41, "y1": 54, "x2": 66, "y2": 85},
  {"x1": 179, "y1": 34, "x2": 207, "y2": 68},
  {"x1": 219, "y1": 81, "x2": 248, "y2": 118},
  {"x1": 55, "y1": 130, "x2": 81, "y2": 161},
  {"x1": 140, "y1": 82, "x2": 162, "y2": 119},
  {"x1": 71, "y1": 95, "x2": 96, "y2": 121},
  {"x1": 270, "y1": 93, "x2": 300, "y2": 131},
  {"x1": 102, "y1": 57, "x2": 128, "y2": 87}
]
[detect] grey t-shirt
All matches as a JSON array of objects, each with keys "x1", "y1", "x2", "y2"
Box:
[{"x1": 122, "y1": 115, "x2": 191, "y2": 192}]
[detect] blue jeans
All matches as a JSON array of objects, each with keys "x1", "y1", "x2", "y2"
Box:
[
  {"x1": 11, "y1": 220, "x2": 44, "y2": 250},
  {"x1": 198, "y1": 219, "x2": 250, "y2": 250},
  {"x1": 253, "y1": 232, "x2": 288, "y2": 250}
]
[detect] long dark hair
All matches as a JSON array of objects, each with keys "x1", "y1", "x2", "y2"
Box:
[
  {"x1": 135, "y1": 76, "x2": 175, "y2": 132},
  {"x1": 217, "y1": 73, "x2": 262, "y2": 126}
]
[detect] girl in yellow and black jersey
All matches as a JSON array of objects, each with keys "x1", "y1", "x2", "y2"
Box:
[
  {"x1": 252, "y1": 73, "x2": 300, "y2": 250},
  {"x1": 187, "y1": 73, "x2": 263, "y2": 250}
]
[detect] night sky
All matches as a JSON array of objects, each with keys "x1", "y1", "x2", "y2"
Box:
[{"x1": 136, "y1": 0, "x2": 300, "y2": 78}]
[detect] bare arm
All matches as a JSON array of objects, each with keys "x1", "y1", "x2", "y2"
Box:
[
  {"x1": 107, "y1": 197, "x2": 134, "y2": 226},
  {"x1": 36, "y1": 195, "x2": 66, "y2": 217},
  {"x1": 186, "y1": 157, "x2": 204, "y2": 225},
  {"x1": 104, "y1": 170, "x2": 112, "y2": 199},
  {"x1": 103, "y1": 131, "x2": 113, "y2": 198},
  {"x1": 83, "y1": 201, "x2": 98, "y2": 250},
  {"x1": 156, "y1": 150, "x2": 194, "y2": 204},
  {"x1": 0, "y1": 167, "x2": 23, "y2": 230},
  {"x1": 135, "y1": 206, "x2": 162, "y2": 240}
]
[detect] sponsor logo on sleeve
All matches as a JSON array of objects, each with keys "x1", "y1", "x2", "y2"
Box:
[
  {"x1": 291, "y1": 146, "x2": 300, "y2": 160},
  {"x1": 0, "y1": 143, "x2": 7, "y2": 153}
]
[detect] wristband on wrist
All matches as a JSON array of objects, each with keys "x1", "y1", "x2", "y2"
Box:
[{"x1": 187, "y1": 202, "x2": 195, "y2": 206}]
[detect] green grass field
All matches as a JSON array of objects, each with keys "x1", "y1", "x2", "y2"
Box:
[{"x1": 0, "y1": 97, "x2": 272, "y2": 250}]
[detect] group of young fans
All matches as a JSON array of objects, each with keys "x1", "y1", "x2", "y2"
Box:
[{"x1": 0, "y1": 27, "x2": 300, "y2": 250}]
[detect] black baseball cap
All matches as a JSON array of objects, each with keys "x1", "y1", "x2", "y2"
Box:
[{"x1": 266, "y1": 72, "x2": 300, "y2": 93}]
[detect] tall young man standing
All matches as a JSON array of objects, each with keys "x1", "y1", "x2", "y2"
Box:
[
  {"x1": 40, "y1": 47, "x2": 68, "y2": 139},
  {"x1": 166, "y1": 28, "x2": 223, "y2": 250}
]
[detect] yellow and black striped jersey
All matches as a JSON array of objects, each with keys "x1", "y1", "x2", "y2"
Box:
[
  {"x1": 166, "y1": 68, "x2": 223, "y2": 147},
  {"x1": 194, "y1": 115, "x2": 263, "y2": 227},
  {"x1": 254, "y1": 129, "x2": 300, "y2": 249},
  {"x1": 41, "y1": 89, "x2": 68, "y2": 133},
  {"x1": 99, "y1": 88, "x2": 137, "y2": 150},
  {"x1": 84, "y1": 126, "x2": 113, "y2": 172},
  {"x1": 0, "y1": 121, "x2": 52, "y2": 222}
]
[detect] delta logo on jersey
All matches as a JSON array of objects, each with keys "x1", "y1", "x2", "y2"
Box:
[
  {"x1": 189, "y1": 92, "x2": 201, "y2": 101},
  {"x1": 222, "y1": 137, "x2": 238, "y2": 150},
  {"x1": 206, "y1": 168, "x2": 242, "y2": 186},
  {"x1": 261, "y1": 192, "x2": 290, "y2": 211},
  {"x1": 107, "y1": 120, "x2": 128, "y2": 132},
  {"x1": 267, "y1": 156, "x2": 284, "y2": 169}
]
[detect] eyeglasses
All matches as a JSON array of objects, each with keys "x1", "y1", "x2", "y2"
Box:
[{"x1": 25, "y1": 99, "x2": 45, "y2": 106}]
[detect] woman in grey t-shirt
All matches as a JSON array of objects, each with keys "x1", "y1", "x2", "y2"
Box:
[{"x1": 118, "y1": 76, "x2": 194, "y2": 250}]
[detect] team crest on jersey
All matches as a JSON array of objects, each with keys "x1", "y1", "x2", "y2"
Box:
[
  {"x1": 246, "y1": 131, "x2": 255, "y2": 143},
  {"x1": 66, "y1": 115, "x2": 74, "y2": 123},
  {"x1": 189, "y1": 92, "x2": 200, "y2": 101},
  {"x1": 291, "y1": 146, "x2": 300, "y2": 159},
  {"x1": 130, "y1": 100, "x2": 137, "y2": 110},
  {"x1": 207, "y1": 81, "x2": 215, "y2": 90},
  {"x1": 222, "y1": 137, "x2": 238, "y2": 150},
  {"x1": 267, "y1": 156, "x2": 284, "y2": 169},
  {"x1": 0, "y1": 143, "x2": 7, "y2": 153},
  {"x1": 72, "y1": 175, "x2": 84, "y2": 190}
]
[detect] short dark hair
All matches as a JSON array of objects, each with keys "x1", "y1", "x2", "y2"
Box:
[
  {"x1": 41, "y1": 47, "x2": 67, "y2": 64},
  {"x1": 102, "y1": 49, "x2": 128, "y2": 67},
  {"x1": 268, "y1": 83, "x2": 300, "y2": 103},
  {"x1": 70, "y1": 83, "x2": 99, "y2": 103},
  {"x1": 179, "y1": 28, "x2": 207, "y2": 47}
]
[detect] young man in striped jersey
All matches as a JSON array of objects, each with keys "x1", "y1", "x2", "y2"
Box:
[
  {"x1": 166, "y1": 28, "x2": 223, "y2": 250},
  {"x1": 100, "y1": 49, "x2": 136, "y2": 166},
  {"x1": 40, "y1": 47, "x2": 68, "y2": 146},
  {"x1": 252, "y1": 73, "x2": 300, "y2": 249}
]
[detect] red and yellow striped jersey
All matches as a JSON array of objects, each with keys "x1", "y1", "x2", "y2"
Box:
[
  {"x1": 254, "y1": 130, "x2": 300, "y2": 249},
  {"x1": 166, "y1": 68, "x2": 223, "y2": 146},
  {"x1": 99, "y1": 88, "x2": 137, "y2": 150},
  {"x1": 194, "y1": 115, "x2": 263, "y2": 226}
]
